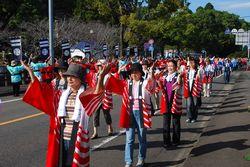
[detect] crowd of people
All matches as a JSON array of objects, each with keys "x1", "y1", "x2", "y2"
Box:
[{"x1": 3, "y1": 53, "x2": 248, "y2": 167}]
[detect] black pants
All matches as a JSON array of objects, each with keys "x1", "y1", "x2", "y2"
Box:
[
  {"x1": 60, "y1": 121, "x2": 78, "y2": 167},
  {"x1": 120, "y1": 71, "x2": 128, "y2": 80},
  {"x1": 186, "y1": 96, "x2": 198, "y2": 121},
  {"x1": 12, "y1": 82, "x2": 20, "y2": 96},
  {"x1": 62, "y1": 140, "x2": 72, "y2": 167},
  {"x1": 93, "y1": 105, "x2": 112, "y2": 127},
  {"x1": 224, "y1": 71, "x2": 230, "y2": 83},
  {"x1": 163, "y1": 112, "x2": 181, "y2": 145}
]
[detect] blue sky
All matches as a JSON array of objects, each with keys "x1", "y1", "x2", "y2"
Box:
[{"x1": 189, "y1": 0, "x2": 250, "y2": 22}]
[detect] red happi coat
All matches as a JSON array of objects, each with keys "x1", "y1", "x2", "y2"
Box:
[
  {"x1": 158, "y1": 74, "x2": 183, "y2": 115},
  {"x1": 86, "y1": 71, "x2": 113, "y2": 110},
  {"x1": 23, "y1": 78, "x2": 103, "y2": 167},
  {"x1": 202, "y1": 65, "x2": 214, "y2": 84},
  {"x1": 23, "y1": 78, "x2": 61, "y2": 167},
  {"x1": 182, "y1": 70, "x2": 202, "y2": 98},
  {"x1": 202, "y1": 74, "x2": 213, "y2": 84},
  {"x1": 105, "y1": 76, "x2": 153, "y2": 128}
]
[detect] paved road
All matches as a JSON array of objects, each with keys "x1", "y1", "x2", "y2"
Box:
[
  {"x1": 184, "y1": 71, "x2": 250, "y2": 167},
  {"x1": 0, "y1": 71, "x2": 249, "y2": 167}
]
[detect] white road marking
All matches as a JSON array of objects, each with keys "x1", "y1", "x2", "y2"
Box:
[
  {"x1": 91, "y1": 129, "x2": 126, "y2": 151},
  {"x1": 206, "y1": 104, "x2": 220, "y2": 108},
  {"x1": 215, "y1": 73, "x2": 223, "y2": 79},
  {"x1": 1, "y1": 98, "x2": 22, "y2": 104}
]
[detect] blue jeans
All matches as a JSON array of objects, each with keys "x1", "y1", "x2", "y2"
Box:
[{"x1": 125, "y1": 110, "x2": 147, "y2": 165}]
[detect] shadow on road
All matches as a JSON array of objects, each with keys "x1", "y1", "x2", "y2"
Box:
[
  {"x1": 216, "y1": 108, "x2": 247, "y2": 116},
  {"x1": 146, "y1": 158, "x2": 186, "y2": 167},
  {"x1": 190, "y1": 139, "x2": 249, "y2": 157},
  {"x1": 202, "y1": 124, "x2": 250, "y2": 137}
]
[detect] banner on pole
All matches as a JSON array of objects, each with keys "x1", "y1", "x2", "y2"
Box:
[
  {"x1": 126, "y1": 46, "x2": 130, "y2": 57},
  {"x1": 103, "y1": 43, "x2": 108, "y2": 58},
  {"x1": 84, "y1": 44, "x2": 91, "y2": 59},
  {"x1": 39, "y1": 38, "x2": 49, "y2": 60},
  {"x1": 61, "y1": 40, "x2": 71, "y2": 60},
  {"x1": 134, "y1": 47, "x2": 138, "y2": 57},
  {"x1": 10, "y1": 36, "x2": 22, "y2": 60},
  {"x1": 115, "y1": 44, "x2": 119, "y2": 58}
]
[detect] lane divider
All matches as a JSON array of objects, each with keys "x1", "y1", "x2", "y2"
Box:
[{"x1": 0, "y1": 112, "x2": 44, "y2": 126}]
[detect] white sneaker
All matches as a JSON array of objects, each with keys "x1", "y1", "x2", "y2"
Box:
[
  {"x1": 125, "y1": 164, "x2": 132, "y2": 167},
  {"x1": 191, "y1": 119, "x2": 196, "y2": 123},
  {"x1": 136, "y1": 159, "x2": 144, "y2": 167}
]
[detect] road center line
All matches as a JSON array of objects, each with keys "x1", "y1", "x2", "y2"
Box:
[
  {"x1": 0, "y1": 113, "x2": 44, "y2": 126},
  {"x1": 1, "y1": 98, "x2": 22, "y2": 104},
  {"x1": 91, "y1": 129, "x2": 126, "y2": 151}
]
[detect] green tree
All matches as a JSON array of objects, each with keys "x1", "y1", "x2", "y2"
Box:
[
  {"x1": 188, "y1": 4, "x2": 250, "y2": 56},
  {"x1": 121, "y1": 0, "x2": 185, "y2": 46},
  {"x1": 204, "y1": 2, "x2": 214, "y2": 10}
]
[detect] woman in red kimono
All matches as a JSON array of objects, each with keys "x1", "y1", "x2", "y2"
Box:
[
  {"x1": 105, "y1": 63, "x2": 156, "y2": 167},
  {"x1": 182, "y1": 57, "x2": 202, "y2": 123},
  {"x1": 158, "y1": 60, "x2": 182, "y2": 148},
  {"x1": 21, "y1": 60, "x2": 109, "y2": 167}
]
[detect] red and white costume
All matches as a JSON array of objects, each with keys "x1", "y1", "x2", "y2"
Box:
[
  {"x1": 23, "y1": 78, "x2": 103, "y2": 167},
  {"x1": 182, "y1": 69, "x2": 202, "y2": 99},
  {"x1": 105, "y1": 75, "x2": 155, "y2": 128},
  {"x1": 202, "y1": 64, "x2": 214, "y2": 97},
  {"x1": 159, "y1": 73, "x2": 183, "y2": 115}
]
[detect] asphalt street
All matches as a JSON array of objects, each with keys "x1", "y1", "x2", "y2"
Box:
[{"x1": 0, "y1": 70, "x2": 249, "y2": 167}]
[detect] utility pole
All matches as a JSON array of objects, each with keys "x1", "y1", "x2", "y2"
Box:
[
  {"x1": 48, "y1": 0, "x2": 54, "y2": 65},
  {"x1": 118, "y1": 1, "x2": 123, "y2": 57}
]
